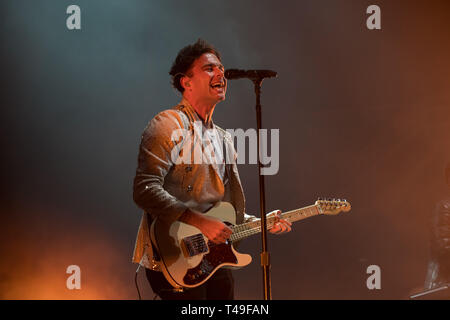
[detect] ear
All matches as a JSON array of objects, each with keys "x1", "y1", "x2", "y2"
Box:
[{"x1": 180, "y1": 75, "x2": 191, "y2": 91}]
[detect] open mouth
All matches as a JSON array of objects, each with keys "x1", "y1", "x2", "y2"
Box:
[{"x1": 210, "y1": 82, "x2": 225, "y2": 90}]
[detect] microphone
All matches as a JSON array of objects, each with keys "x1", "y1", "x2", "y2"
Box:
[{"x1": 224, "y1": 69, "x2": 278, "y2": 80}]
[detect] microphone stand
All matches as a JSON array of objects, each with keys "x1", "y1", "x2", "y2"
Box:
[
  {"x1": 225, "y1": 68, "x2": 277, "y2": 300},
  {"x1": 253, "y1": 77, "x2": 271, "y2": 300}
]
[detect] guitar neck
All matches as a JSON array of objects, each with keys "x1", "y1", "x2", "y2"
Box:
[{"x1": 229, "y1": 205, "x2": 321, "y2": 242}]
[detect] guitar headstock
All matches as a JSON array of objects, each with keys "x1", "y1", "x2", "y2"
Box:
[{"x1": 315, "y1": 198, "x2": 351, "y2": 215}]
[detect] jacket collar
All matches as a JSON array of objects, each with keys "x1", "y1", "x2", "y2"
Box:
[{"x1": 180, "y1": 97, "x2": 215, "y2": 129}]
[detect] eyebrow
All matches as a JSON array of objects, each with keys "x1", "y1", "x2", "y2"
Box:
[{"x1": 202, "y1": 63, "x2": 224, "y2": 71}]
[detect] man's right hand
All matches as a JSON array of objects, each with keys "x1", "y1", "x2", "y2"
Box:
[{"x1": 179, "y1": 209, "x2": 232, "y2": 244}]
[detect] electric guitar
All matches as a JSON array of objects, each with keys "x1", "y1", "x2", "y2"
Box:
[{"x1": 150, "y1": 198, "x2": 351, "y2": 289}]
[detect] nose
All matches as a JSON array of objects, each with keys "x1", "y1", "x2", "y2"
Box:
[
  {"x1": 215, "y1": 67, "x2": 225, "y2": 77},
  {"x1": 214, "y1": 67, "x2": 226, "y2": 84}
]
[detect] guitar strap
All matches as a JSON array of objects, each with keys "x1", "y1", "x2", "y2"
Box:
[
  {"x1": 223, "y1": 132, "x2": 232, "y2": 187},
  {"x1": 175, "y1": 102, "x2": 231, "y2": 186}
]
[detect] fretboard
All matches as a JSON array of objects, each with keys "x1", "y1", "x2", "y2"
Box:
[{"x1": 229, "y1": 205, "x2": 321, "y2": 242}]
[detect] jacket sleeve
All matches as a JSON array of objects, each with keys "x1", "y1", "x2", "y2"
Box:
[{"x1": 133, "y1": 110, "x2": 188, "y2": 225}]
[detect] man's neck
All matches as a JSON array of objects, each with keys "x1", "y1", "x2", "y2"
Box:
[{"x1": 183, "y1": 96, "x2": 216, "y2": 126}]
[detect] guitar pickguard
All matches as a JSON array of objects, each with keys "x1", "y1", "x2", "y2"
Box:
[{"x1": 183, "y1": 241, "x2": 237, "y2": 285}]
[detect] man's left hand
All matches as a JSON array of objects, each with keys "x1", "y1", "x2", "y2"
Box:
[{"x1": 267, "y1": 210, "x2": 292, "y2": 235}]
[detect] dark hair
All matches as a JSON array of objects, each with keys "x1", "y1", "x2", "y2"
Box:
[{"x1": 169, "y1": 39, "x2": 221, "y2": 93}]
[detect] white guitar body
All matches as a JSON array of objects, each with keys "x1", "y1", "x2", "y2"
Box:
[{"x1": 150, "y1": 202, "x2": 252, "y2": 289}]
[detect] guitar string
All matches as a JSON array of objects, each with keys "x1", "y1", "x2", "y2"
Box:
[
  {"x1": 185, "y1": 203, "x2": 344, "y2": 246},
  {"x1": 213, "y1": 209, "x2": 314, "y2": 243},
  {"x1": 230, "y1": 207, "x2": 319, "y2": 241},
  {"x1": 228, "y1": 208, "x2": 316, "y2": 242},
  {"x1": 192, "y1": 203, "x2": 348, "y2": 252},
  {"x1": 186, "y1": 206, "x2": 320, "y2": 251}
]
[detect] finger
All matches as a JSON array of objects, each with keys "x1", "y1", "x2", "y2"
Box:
[
  {"x1": 281, "y1": 222, "x2": 291, "y2": 233},
  {"x1": 272, "y1": 221, "x2": 291, "y2": 234},
  {"x1": 269, "y1": 222, "x2": 282, "y2": 234},
  {"x1": 209, "y1": 232, "x2": 225, "y2": 243},
  {"x1": 223, "y1": 229, "x2": 232, "y2": 237},
  {"x1": 223, "y1": 226, "x2": 232, "y2": 234},
  {"x1": 285, "y1": 224, "x2": 291, "y2": 232},
  {"x1": 220, "y1": 231, "x2": 230, "y2": 240},
  {"x1": 213, "y1": 237, "x2": 225, "y2": 244}
]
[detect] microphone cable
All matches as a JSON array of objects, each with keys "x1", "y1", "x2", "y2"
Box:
[{"x1": 135, "y1": 264, "x2": 142, "y2": 300}]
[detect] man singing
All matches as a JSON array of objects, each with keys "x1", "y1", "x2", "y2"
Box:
[{"x1": 132, "y1": 39, "x2": 291, "y2": 300}]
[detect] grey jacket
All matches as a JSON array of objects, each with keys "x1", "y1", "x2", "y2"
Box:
[{"x1": 131, "y1": 99, "x2": 249, "y2": 269}]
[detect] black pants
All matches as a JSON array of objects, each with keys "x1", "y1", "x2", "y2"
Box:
[{"x1": 146, "y1": 268, "x2": 234, "y2": 300}]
